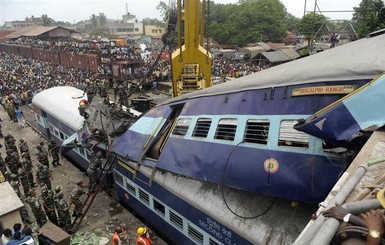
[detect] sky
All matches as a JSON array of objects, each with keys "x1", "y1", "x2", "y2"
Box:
[{"x1": 0, "y1": 0, "x2": 363, "y2": 25}]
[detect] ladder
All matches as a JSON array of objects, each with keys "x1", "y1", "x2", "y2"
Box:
[{"x1": 70, "y1": 152, "x2": 117, "y2": 233}]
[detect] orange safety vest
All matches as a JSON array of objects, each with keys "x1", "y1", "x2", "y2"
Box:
[
  {"x1": 111, "y1": 233, "x2": 120, "y2": 245},
  {"x1": 136, "y1": 235, "x2": 152, "y2": 245}
]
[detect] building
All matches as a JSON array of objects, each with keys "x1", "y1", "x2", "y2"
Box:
[
  {"x1": 0, "y1": 182, "x2": 24, "y2": 230},
  {"x1": 144, "y1": 25, "x2": 165, "y2": 38},
  {"x1": 4, "y1": 16, "x2": 42, "y2": 30},
  {"x1": 107, "y1": 12, "x2": 144, "y2": 37}
]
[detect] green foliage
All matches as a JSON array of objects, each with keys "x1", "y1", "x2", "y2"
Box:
[
  {"x1": 41, "y1": 14, "x2": 55, "y2": 26},
  {"x1": 286, "y1": 13, "x2": 301, "y2": 34},
  {"x1": 86, "y1": 13, "x2": 111, "y2": 38},
  {"x1": 157, "y1": 1, "x2": 169, "y2": 19},
  {"x1": 142, "y1": 18, "x2": 164, "y2": 27},
  {"x1": 353, "y1": 0, "x2": 385, "y2": 37},
  {"x1": 297, "y1": 13, "x2": 329, "y2": 40},
  {"x1": 208, "y1": 0, "x2": 287, "y2": 45}
]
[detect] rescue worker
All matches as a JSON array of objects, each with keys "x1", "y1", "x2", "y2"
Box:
[
  {"x1": 111, "y1": 225, "x2": 124, "y2": 245},
  {"x1": 19, "y1": 198, "x2": 32, "y2": 224},
  {"x1": 17, "y1": 166, "x2": 30, "y2": 196},
  {"x1": 21, "y1": 152, "x2": 36, "y2": 186},
  {"x1": 36, "y1": 144, "x2": 50, "y2": 168},
  {"x1": 83, "y1": 79, "x2": 96, "y2": 104},
  {"x1": 136, "y1": 227, "x2": 152, "y2": 245},
  {"x1": 69, "y1": 181, "x2": 86, "y2": 217},
  {"x1": 36, "y1": 162, "x2": 52, "y2": 190},
  {"x1": 18, "y1": 138, "x2": 31, "y2": 160},
  {"x1": 87, "y1": 151, "x2": 103, "y2": 193},
  {"x1": 48, "y1": 139, "x2": 61, "y2": 167},
  {"x1": 5, "y1": 149, "x2": 19, "y2": 174},
  {"x1": 33, "y1": 200, "x2": 48, "y2": 228},
  {"x1": 10, "y1": 173, "x2": 21, "y2": 197},
  {"x1": 0, "y1": 151, "x2": 7, "y2": 174},
  {"x1": 40, "y1": 185, "x2": 59, "y2": 225},
  {"x1": 57, "y1": 192, "x2": 72, "y2": 233}
]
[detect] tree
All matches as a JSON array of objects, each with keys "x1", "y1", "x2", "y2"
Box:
[
  {"x1": 285, "y1": 13, "x2": 301, "y2": 34},
  {"x1": 142, "y1": 18, "x2": 163, "y2": 27},
  {"x1": 157, "y1": 1, "x2": 169, "y2": 19},
  {"x1": 41, "y1": 14, "x2": 55, "y2": 26},
  {"x1": 297, "y1": 13, "x2": 329, "y2": 42},
  {"x1": 353, "y1": 0, "x2": 385, "y2": 37},
  {"x1": 208, "y1": 0, "x2": 287, "y2": 45}
]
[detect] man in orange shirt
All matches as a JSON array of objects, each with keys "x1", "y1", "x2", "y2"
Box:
[
  {"x1": 136, "y1": 227, "x2": 152, "y2": 245},
  {"x1": 112, "y1": 225, "x2": 127, "y2": 245}
]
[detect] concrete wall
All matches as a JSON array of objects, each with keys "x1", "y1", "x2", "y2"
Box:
[{"x1": 0, "y1": 210, "x2": 23, "y2": 230}]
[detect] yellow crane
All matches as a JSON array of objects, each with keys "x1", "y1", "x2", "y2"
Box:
[{"x1": 170, "y1": 0, "x2": 212, "y2": 97}]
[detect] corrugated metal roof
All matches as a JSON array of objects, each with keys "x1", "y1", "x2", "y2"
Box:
[
  {"x1": 238, "y1": 46, "x2": 265, "y2": 59},
  {"x1": 256, "y1": 42, "x2": 272, "y2": 51},
  {"x1": 281, "y1": 48, "x2": 300, "y2": 60},
  {"x1": 261, "y1": 50, "x2": 291, "y2": 63},
  {"x1": 22, "y1": 26, "x2": 61, "y2": 37},
  {"x1": 5, "y1": 26, "x2": 77, "y2": 39}
]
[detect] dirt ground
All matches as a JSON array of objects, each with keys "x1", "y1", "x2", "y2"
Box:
[{"x1": 0, "y1": 107, "x2": 167, "y2": 245}]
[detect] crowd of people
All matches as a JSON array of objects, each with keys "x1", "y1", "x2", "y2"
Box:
[{"x1": 1, "y1": 223, "x2": 34, "y2": 245}]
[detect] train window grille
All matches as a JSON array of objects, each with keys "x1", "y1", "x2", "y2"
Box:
[
  {"x1": 125, "y1": 180, "x2": 136, "y2": 195},
  {"x1": 54, "y1": 129, "x2": 59, "y2": 137},
  {"x1": 86, "y1": 150, "x2": 92, "y2": 160},
  {"x1": 188, "y1": 224, "x2": 204, "y2": 245},
  {"x1": 278, "y1": 120, "x2": 309, "y2": 148},
  {"x1": 139, "y1": 189, "x2": 150, "y2": 205},
  {"x1": 209, "y1": 238, "x2": 221, "y2": 245},
  {"x1": 214, "y1": 119, "x2": 237, "y2": 141},
  {"x1": 113, "y1": 171, "x2": 123, "y2": 186},
  {"x1": 172, "y1": 118, "x2": 191, "y2": 136},
  {"x1": 59, "y1": 132, "x2": 65, "y2": 140},
  {"x1": 79, "y1": 148, "x2": 85, "y2": 157},
  {"x1": 114, "y1": 171, "x2": 228, "y2": 245},
  {"x1": 48, "y1": 124, "x2": 54, "y2": 133},
  {"x1": 153, "y1": 198, "x2": 165, "y2": 217},
  {"x1": 36, "y1": 114, "x2": 42, "y2": 124},
  {"x1": 192, "y1": 118, "x2": 212, "y2": 138},
  {"x1": 169, "y1": 210, "x2": 183, "y2": 230},
  {"x1": 244, "y1": 120, "x2": 270, "y2": 144}
]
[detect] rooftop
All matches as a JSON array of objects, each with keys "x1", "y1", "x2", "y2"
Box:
[{"x1": 0, "y1": 182, "x2": 24, "y2": 217}]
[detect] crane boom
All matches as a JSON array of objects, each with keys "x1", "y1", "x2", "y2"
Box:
[{"x1": 171, "y1": 0, "x2": 212, "y2": 97}]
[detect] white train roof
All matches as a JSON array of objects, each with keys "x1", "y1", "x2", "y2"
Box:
[
  {"x1": 32, "y1": 86, "x2": 85, "y2": 130},
  {"x1": 163, "y1": 33, "x2": 385, "y2": 105}
]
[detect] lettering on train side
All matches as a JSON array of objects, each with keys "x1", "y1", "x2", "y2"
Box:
[
  {"x1": 199, "y1": 217, "x2": 237, "y2": 245},
  {"x1": 292, "y1": 85, "x2": 357, "y2": 96}
]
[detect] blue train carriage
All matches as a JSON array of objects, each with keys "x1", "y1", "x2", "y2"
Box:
[
  {"x1": 110, "y1": 33, "x2": 385, "y2": 244},
  {"x1": 32, "y1": 86, "x2": 91, "y2": 170}
]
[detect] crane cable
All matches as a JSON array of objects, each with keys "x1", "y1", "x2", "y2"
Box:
[{"x1": 221, "y1": 141, "x2": 276, "y2": 219}]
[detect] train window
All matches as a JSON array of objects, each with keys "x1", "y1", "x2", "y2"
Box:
[
  {"x1": 125, "y1": 180, "x2": 136, "y2": 195},
  {"x1": 244, "y1": 120, "x2": 270, "y2": 145},
  {"x1": 86, "y1": 151, "x2": 92, "y2": 160},
  {"x1": 215, "y1": 119, "x2": 237, "y2": 141},
  {"x1": 169, "y1": 210, "x2": 183, "y2": 230},
  {"x1": 48, "y1": 124, "x2": 54, "y2": 133},
  {"x1": 192, "y1": 118, "x2": 212, "y2": 138},
  {"x1": 188, "y1": 224, "x2": 204, "y2": 245},
  {"x1": 172, "y1": 118, "x2": 191, "y2": 136},
  {"x1": 139, "y1": 189, "x2": 150, "y2": 205},
  {"x1": 209, "y1": 238, "x2": 221, "y2": 245},
  {"x1": 79, "y1": 148, "x2": 85, "y2": 156},
  {"x1": 59, "y1": 132, "x2": 65, "y2": 140},
  {"x1": 278, "y1": 120, "x2": 309, "y2": 148},
  {"x1": 153, "y1": 199, "x2": 165, "y2": 217},
  {"x1": 54, "y1": 129, "x2": 59, "y2": 137},
  {"x1": 113, "y1": 171, "x2": 123, "y2": 186}
]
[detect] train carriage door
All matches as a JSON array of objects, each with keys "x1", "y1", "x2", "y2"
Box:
[
  {"x1": 145, "y1": 104, "x2": 184, "y2": 160},
  {"x1": 33, "y1": 106, "x2": 51, "y2": 138}
]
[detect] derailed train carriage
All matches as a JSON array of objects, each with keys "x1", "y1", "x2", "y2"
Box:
[{"x1": 33, "y1": 32, "x2": 385, "y2": 244}]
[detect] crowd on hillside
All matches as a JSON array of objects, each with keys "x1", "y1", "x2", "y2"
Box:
[
  {"x1": 5, "y1": 37, "x2": 266, "y2": 80},
  {"x1": 6, "y1": 38, "x2": 143, "y2": 61}
]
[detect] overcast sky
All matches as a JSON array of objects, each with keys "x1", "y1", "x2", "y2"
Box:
[{"x1": 0, "y1": 0, "x2": 362, "y2": 25}]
